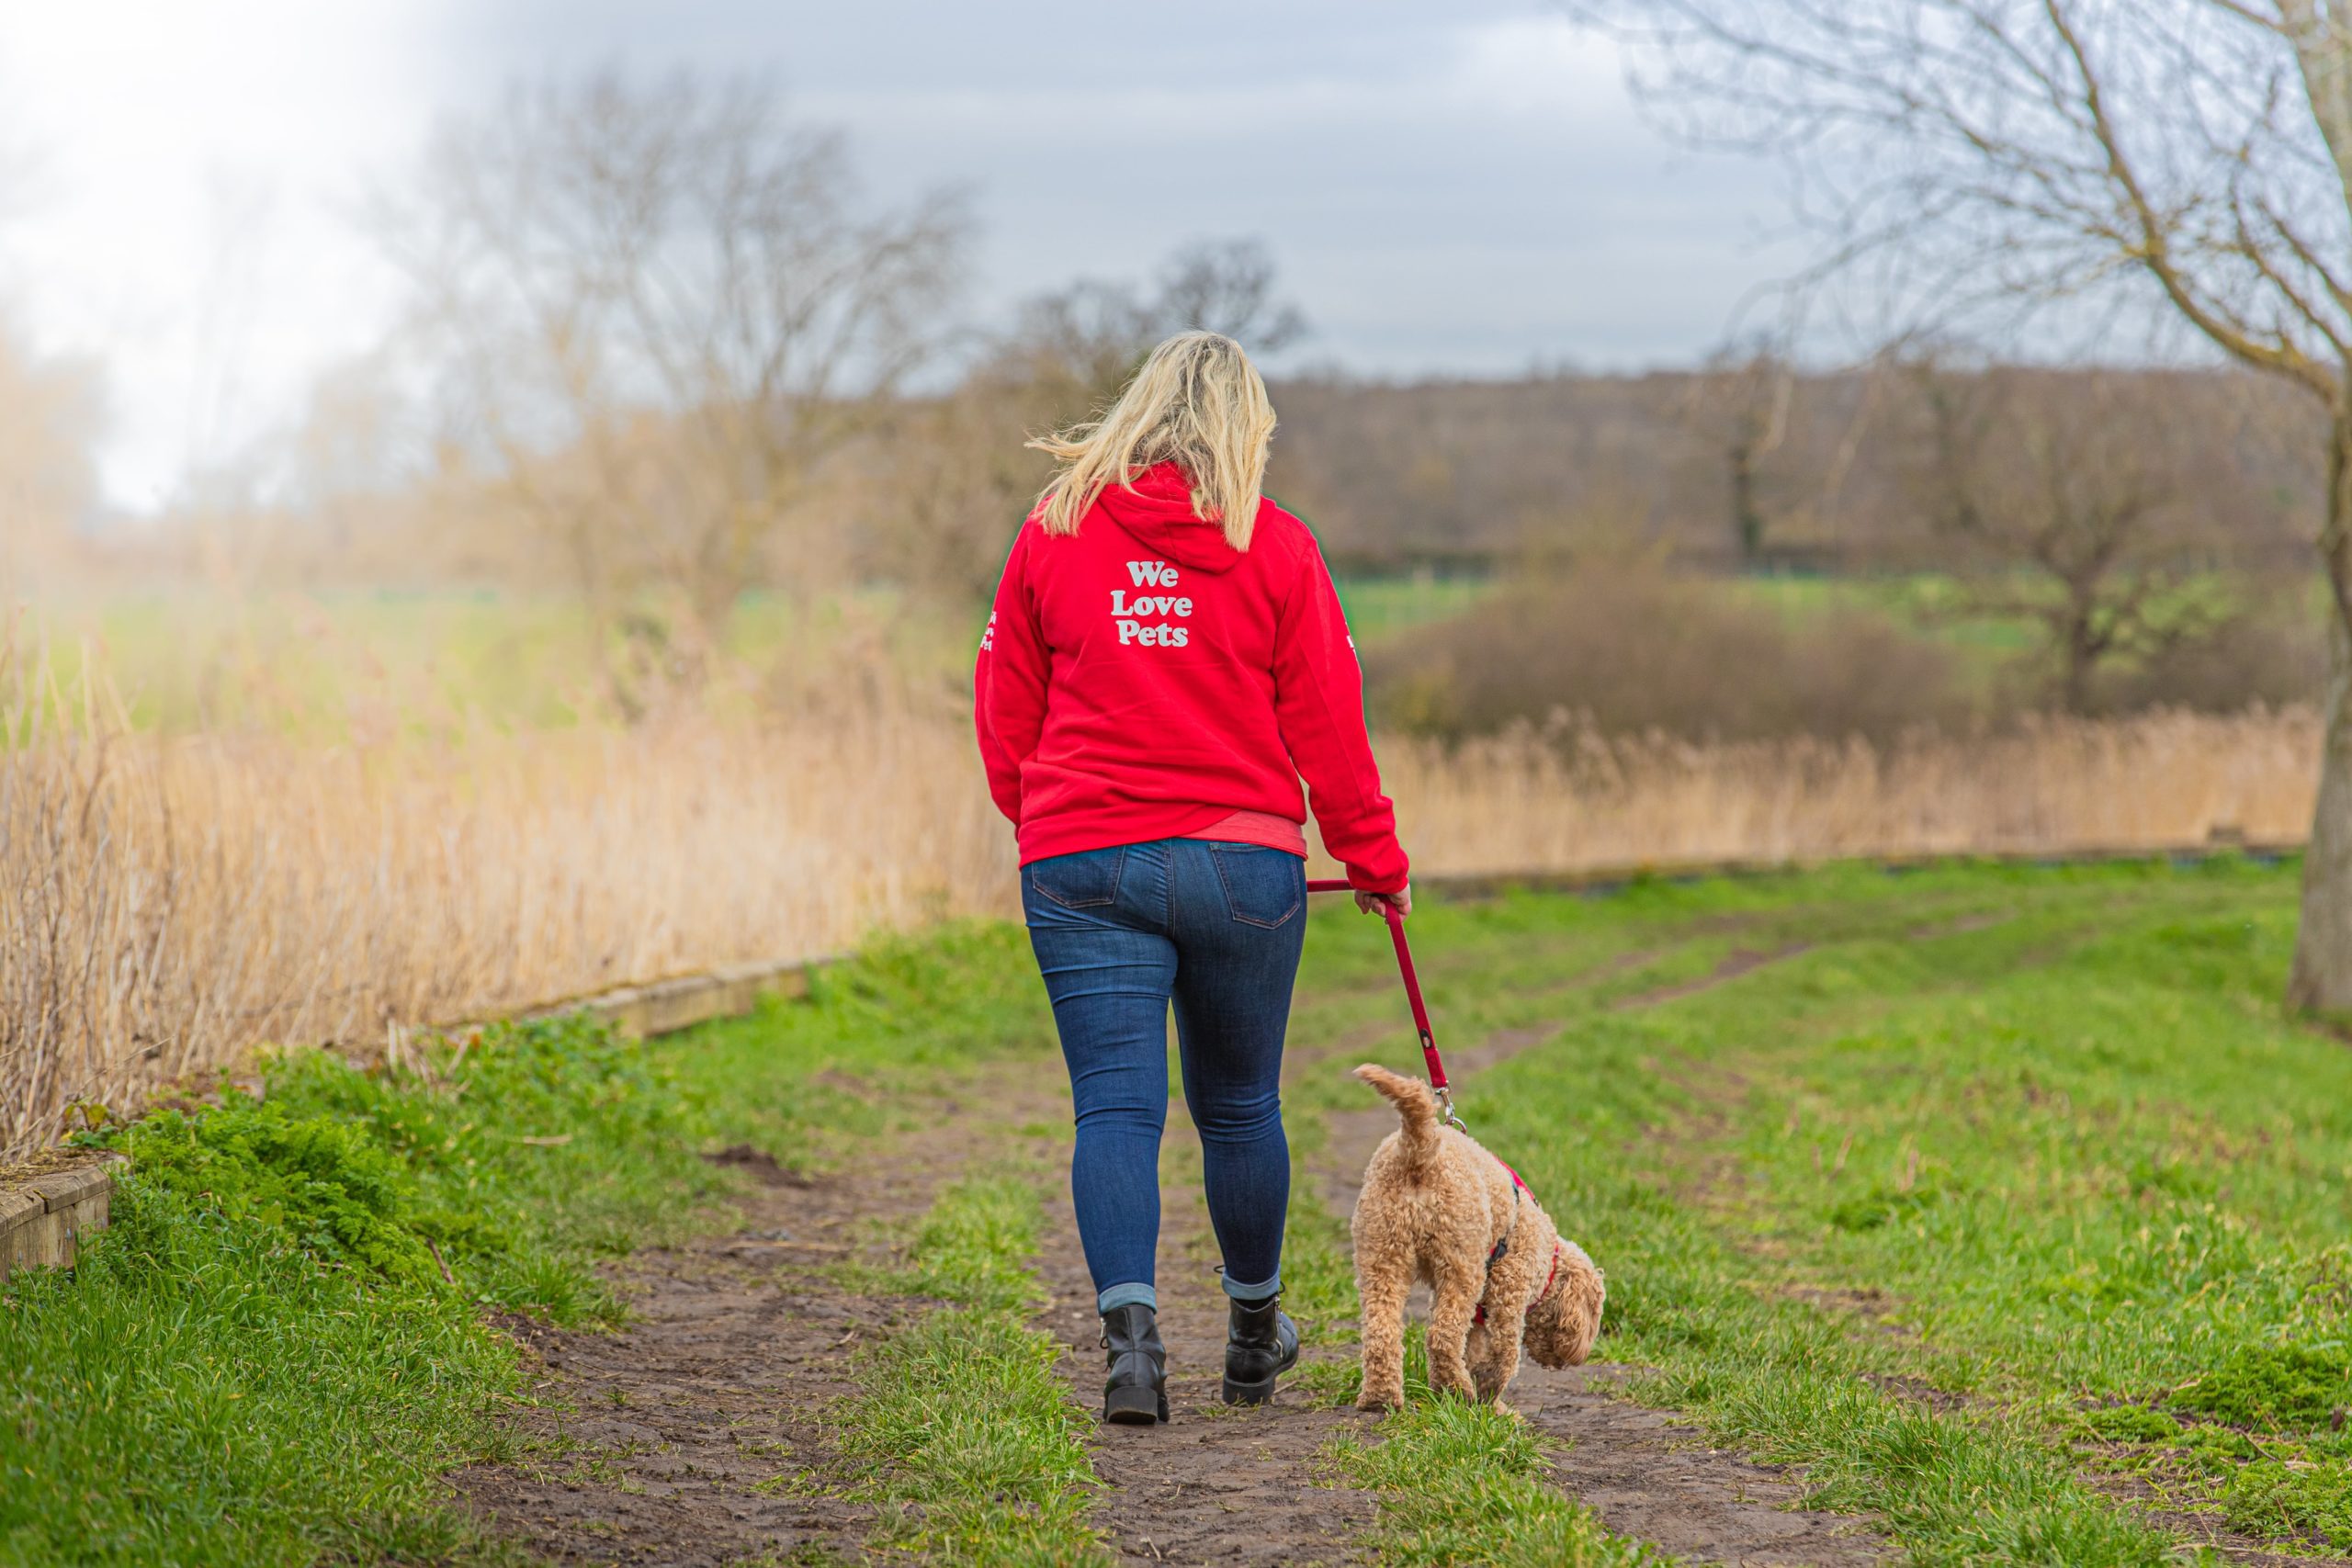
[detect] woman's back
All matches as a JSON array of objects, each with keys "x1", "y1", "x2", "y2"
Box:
[{"x1": 976, "y1": 459, "x2": 1407, "y2": 893}]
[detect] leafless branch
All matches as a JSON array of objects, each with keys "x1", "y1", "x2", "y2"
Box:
[{"x1": 371, "y1": 70, "x2": 968, "y2": 671}]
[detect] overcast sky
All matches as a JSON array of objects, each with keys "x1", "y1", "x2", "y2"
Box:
[{"x1": 0, "y1": 0, "x2": 1798, "y2": 513}]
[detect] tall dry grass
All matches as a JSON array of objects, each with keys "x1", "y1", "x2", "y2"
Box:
[
  {"x1": 1370, "y1": 710, "x2": 2320, "y2": 876},
  {"x1": 0, "y1": 688, "x2": 1012, "y2": 1161},
  {"x1": 1, "y1": 670, "x2": 2319, "y2": 1159}
]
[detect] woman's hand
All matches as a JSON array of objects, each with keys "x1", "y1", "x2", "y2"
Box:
[{"x1": 1354, "y1": 885, "x2": 1412, "y2": 919}]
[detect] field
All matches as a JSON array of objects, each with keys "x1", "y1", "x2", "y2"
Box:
[
  {"x1": 24, "y1": 573, "x2": 2243, "y2": 735},
  {"x1": 15, "y1": 579, "x2": 1485, "y2": 736},
  {"x1": 7, "y1": 857, "x2": 2350, "y2": 1563}
]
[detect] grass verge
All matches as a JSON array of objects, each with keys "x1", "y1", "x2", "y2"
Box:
[
  {"x1": 0, "y1": 921, "x2": 1058, "y2": 1567},
  {"x1": 0, "y1": 1010, "x2": 708, "y2": 1566},
  {"x1": 831, "y1": 1173, "x2": 1106, "y2": 1564}
]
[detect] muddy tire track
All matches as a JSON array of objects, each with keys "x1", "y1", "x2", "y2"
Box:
[
  {"x1": 1611, "y1": 942, "x2": 1814, "y2": 1011},
  {"x1": 453, "y1": 1077, "x2": 1020, "y2": 1565},
  {"x1": 1511, "y1": 1364, "x2": 1888, "y2": 1565}
]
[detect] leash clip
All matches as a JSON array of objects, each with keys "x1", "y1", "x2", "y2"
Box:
[{"x1": 1433, "y1": 1081, "x2": 1467, "y2": 1133}]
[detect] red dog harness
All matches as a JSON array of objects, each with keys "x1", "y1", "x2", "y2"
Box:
[
  {"x1": 1475, "y1": 1158, "x2": 1561, "y2": 1325},
  {"x1": 1486, "y1": 1160, "x2": 1530, "y2": 1268}
]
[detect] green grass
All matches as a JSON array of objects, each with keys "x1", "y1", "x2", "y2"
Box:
[
  {"x1": 1326, "y1": 1328, "x2": 1668, "y2": 1566},
  {"x1": 19, "y1": 583, "x2": 972, "y2": 734},
  {"x1": 832, "y1": 1174, "x2": 1107, "y2": 1563},
  {"x1": 0, "y1": 1012, "x2": 702, "y2": 1566},
  {"x1": 1277, "y1": 854, "x2": 2339, "y2": 1562},
  {"x1": 1332, "y1": 575, "x2": 1497, "y2": 637},
  {"x1": 0, "y1": 922, "x2": 1060, "y2": 1566},
  {"x1": 669, "y1": 921, "x2": 1059, "y2": 1173}
]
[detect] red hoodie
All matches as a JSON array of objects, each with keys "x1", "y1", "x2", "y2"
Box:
[{"x1": 974, "y1": 462, "x2": 1409, "y2": 894}]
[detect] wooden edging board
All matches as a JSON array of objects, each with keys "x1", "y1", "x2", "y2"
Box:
[
  {"x1": 0, "y1": 1156, "x2": 123, "y2": 1280},
  {"x1": 0, "y1": 835, "x2": 2304, "y2": 1282}
]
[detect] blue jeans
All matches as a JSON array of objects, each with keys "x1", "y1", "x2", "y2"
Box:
[{"x1": 1021, "y1": 838, "x2": 1306, "y2": 1315}]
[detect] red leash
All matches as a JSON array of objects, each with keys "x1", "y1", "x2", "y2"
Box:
[{"x1": 1306, "y1": 879, "x2": 1464, "y2": 1128}]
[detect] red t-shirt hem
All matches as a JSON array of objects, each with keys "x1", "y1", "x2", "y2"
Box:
[
  {"x1": 1015, "y1": 806, "x2": 1307, "y2": 864},
  {"x1": 1182, "y1": 808, "x2": 1309, "y2": 856}
]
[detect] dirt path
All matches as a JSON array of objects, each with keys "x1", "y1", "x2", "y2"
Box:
[
  {"x1": 456, "y1": 1048, "x2": 1391, "y2": 1568},
  {"x1": 1510, "y1": 1365, "x2": 1888, "y2": 1566},
  {"x1": 1008, "y1": 1014, "x2": 1439, "y2": 1563},
  {"x1": 1611, "y1": 943, "x2": 1815, "y2": 1012},
  {"x1": 453, "y1": 1078, "x2": 1018, "y2": 1565},
  {"x1": 457, "y1": 897, "x2": 2352, "y2": 1567},
  {"x1": 1033, "y1": 1110, "x2": 1380, "y2": 1566}
]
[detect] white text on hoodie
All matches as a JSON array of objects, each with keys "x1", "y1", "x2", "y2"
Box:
[{"x1": 1113, "y1": 560, "x2": 1192, "y2": 647}]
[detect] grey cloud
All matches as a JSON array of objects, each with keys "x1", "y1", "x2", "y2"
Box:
[{"x1": 436, "y1": 0, "x2": 1795, "y2": 375}]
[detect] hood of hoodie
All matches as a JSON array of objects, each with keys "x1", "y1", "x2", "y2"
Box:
[{"x1": 1092, "y1": 462, "x2": 1248, "y2": 574}]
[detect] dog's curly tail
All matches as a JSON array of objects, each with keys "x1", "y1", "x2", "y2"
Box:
[{"x1": 1353, "y1": 1063, "x2": 1443, "y2": 1168}]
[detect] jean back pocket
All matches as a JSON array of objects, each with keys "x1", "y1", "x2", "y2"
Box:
[
  {"x1": 1209, "y1": 844, "x2": 1303, "y2": 929},
  {"x1": 1031, "y1": 845, "x2": 1127, "y2": 909}
]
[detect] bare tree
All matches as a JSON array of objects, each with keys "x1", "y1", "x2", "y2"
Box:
[
  {"x1": 995, "y1": 238, "x2": 1308, "y2": 406},
  {"x1": 374, "y1": 70, "x2": 966, "y2": 705},
  {"x1": 1904, "y1": 359, "x2": 2240, "y2": 710},
  {"x1": 1154, "y1": 240, "x2": 1310, "y2": 353},
  {"x1": 869, "y1": 240, "x2": 1309, "y2": 605},
  {"x1": 1679, "y1": 339, "x2": 1795, "y2": 565},
  {"x1": 0, "y1": 320, "x2": 102, "y2": 592},
  {"x1": 1572, "y1": 0, "x2": 2352, "y2": 1011}
]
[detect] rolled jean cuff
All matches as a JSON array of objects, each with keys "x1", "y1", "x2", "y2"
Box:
[
  {"x1": 1221, "y1": 1270, "x2": 1280, "y2": 1303},
  {"x1": 1097, "y1": 1282, "x2": 1157, "y2": 1314}
]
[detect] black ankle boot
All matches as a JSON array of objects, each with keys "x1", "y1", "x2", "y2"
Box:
[
  {"x1": 1100, "y1": 1303, "x2": 1168, "y2": 1425},
  {"x1": 1223, "y1": 1293, "x2": 1300, "y2": 1405}
]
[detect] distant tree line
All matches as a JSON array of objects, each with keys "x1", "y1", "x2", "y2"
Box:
[{"x1": 1263, "y1": 362, "x2": 2318, "y2": 581}]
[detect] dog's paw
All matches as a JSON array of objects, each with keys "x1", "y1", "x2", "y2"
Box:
[
  {"x1": 1490, "y1": 1397, "x2": 1523, "y2": 1421},
  {"x1": 1354, "y1": 1390, "x2": 1402, "y2": 1414}
]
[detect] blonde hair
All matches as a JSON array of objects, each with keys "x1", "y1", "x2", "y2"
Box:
[{"x1": 1027, "y1": 331, "x2": 1277, "y2": 549}]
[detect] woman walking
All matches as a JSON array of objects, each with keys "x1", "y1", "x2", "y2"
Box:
[{"x1": 974, "y1": 331, "x2": 1411, "y2": 1425}]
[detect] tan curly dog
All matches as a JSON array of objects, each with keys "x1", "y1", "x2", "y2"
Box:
[{"x1": 1350, "y1": 1064, "x2": 1605, "y2": 1412}]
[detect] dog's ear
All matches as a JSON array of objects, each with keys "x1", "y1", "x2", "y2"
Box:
[{"x1": 1525, "y1": 1246, "x2": 1605, "y2": 1369}]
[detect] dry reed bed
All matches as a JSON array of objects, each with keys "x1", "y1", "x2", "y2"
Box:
[
  {"x1": 2, "y1": 705, "x2": 2319, "y2": 1160},
  {"x1": 1374, "y1": 709, "x2": 2320, "y2": 876}
]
